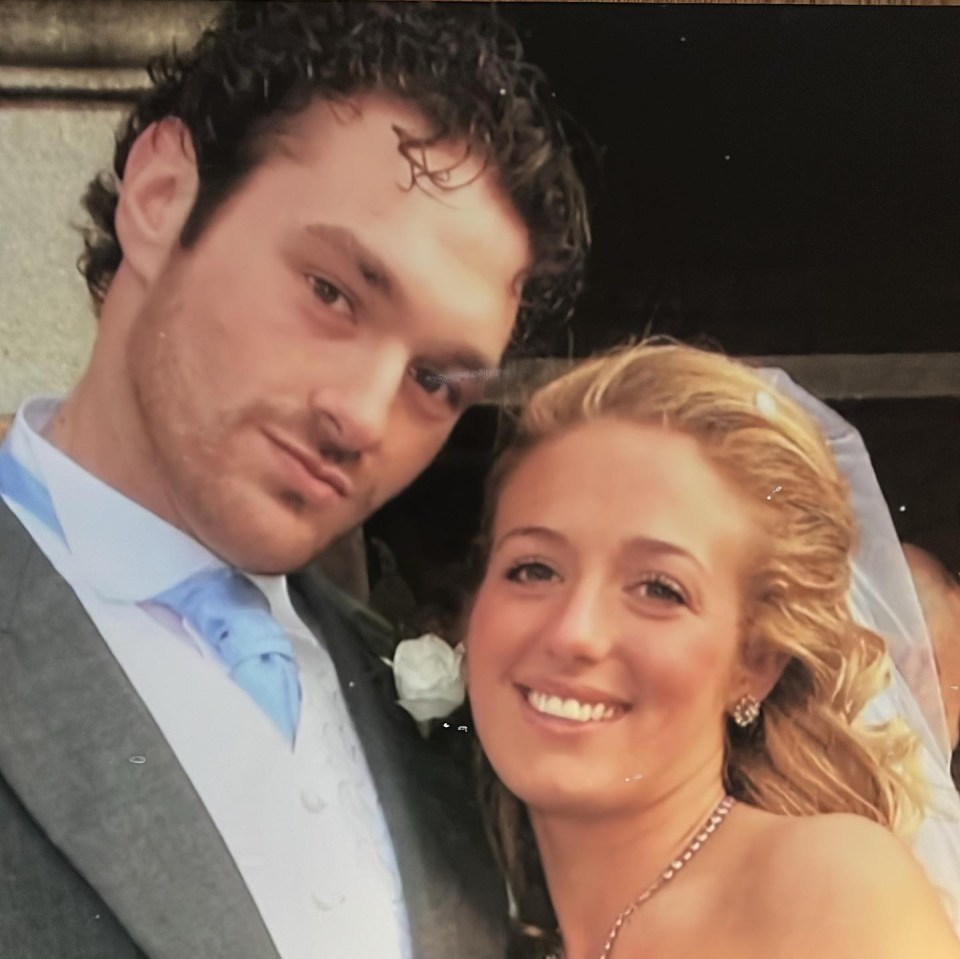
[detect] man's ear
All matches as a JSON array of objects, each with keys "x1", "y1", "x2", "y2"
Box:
[{"x1": 114, "y1": 118, "x2": 199, "y2": 284}]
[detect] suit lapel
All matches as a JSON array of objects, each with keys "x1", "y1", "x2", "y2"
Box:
[
  {"x1": 291, "y1": 567, "x2": 509, "y2": 959},
  {"x1": 0, "y1": 500, "x2": 280, "y2": 959}
]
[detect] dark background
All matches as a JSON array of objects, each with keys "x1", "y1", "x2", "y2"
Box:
[
  {"x1": 513, "y1": 3, "x2": 960, "y2": 358},
  {"x1": 366, "y1": 3, "x2": 960, "y2": 624}
]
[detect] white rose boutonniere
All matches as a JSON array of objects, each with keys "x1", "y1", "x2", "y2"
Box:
[{"x1": 383, "y1": 633, "x2": 465, "y2": 735}]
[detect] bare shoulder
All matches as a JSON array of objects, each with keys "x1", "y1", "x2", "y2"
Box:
[{"x1": 742, "y1": 813, "x2": 960, "y2": 958}]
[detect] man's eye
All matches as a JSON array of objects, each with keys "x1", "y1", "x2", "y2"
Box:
[
  {"x1": 410, "y1": 366, "x2": 464, "y2": 412},
  {"x1": 307, "y1": 276, "x2": 352, "y2": 315},
  {"x1": 505, "y1": 561, "x2": 557, "y2": 584},
  {"x1": 412, "y1": 367, "x2": 491, "y2": 414},
  {"x1": 415, "y1": 368, "x2": 446, "y2": 394}
]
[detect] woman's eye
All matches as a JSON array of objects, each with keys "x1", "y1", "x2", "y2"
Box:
[
  {"x1": 307, "y1": 275, "x2": 352, "y2": 316},
  {"x1": 505, "y1": 561, "x2": 557, "y2": 584},
  {"x1": 635, "y1": 576, "x2": 687, "y2": 605}
]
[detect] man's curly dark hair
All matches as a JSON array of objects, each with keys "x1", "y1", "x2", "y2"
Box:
[{"x1": 79, "y1": 0, "x2": 590, "y2": 346}]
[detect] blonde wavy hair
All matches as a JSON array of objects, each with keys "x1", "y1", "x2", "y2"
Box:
[{"x1": 474, "y1": 341, "x2": 925, "y2": 956}]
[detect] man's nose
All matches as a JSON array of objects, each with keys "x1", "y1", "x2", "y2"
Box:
[
  {"x1": 308, "y1": 344, "x2": 408, "y2": 455},
  {"x1": 542, "y1": 582, "x2": 617, "y2": 665}
]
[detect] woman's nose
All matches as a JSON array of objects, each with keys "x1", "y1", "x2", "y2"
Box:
[{"x1": 541, "y1": 582, "x2": 617, "y2": 665}]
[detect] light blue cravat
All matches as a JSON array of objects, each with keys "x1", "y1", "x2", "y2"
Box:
[
  {"x1": 153, "y1": 569, "x2": 301, "y2": 745},
  {"x1": 0, "y1": 441, "x2": 302, "y2": 746}
]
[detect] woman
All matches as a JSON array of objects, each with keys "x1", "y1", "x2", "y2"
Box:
[{"x1": 464, "y1": 342, "x2": 960, "y2": 959}]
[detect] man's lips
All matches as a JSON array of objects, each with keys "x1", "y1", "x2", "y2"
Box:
[{"x1": 264, "y1": 431, "x2": 352, "y2": 498}]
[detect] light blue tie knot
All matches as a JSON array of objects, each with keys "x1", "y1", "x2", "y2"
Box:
[{"x1": 155, "y1": 568, "x2": 302, "y2": 746}]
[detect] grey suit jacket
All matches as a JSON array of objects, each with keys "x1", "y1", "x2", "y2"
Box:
[{"x1": 0, "y1": 498, "x2": 507, "y2": 958}]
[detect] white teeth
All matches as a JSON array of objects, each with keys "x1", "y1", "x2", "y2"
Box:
[
  {"x1": 525, "y1": 689, "x2": 618, "y2": 723},
  {"x1": 560, "y1": 698, "x2": 581, "y2": 721}
]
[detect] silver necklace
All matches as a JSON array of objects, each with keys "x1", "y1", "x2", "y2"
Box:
[{"x1": 549, "y1": 794, "x2": 736, "y2": 959}]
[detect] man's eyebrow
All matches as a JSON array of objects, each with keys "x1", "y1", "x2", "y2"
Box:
[
  {"x1": 434, "y1": 350, "x2": 502, "y2": 377},
  {"x1": 304, "y1": 222, "x2": 396, "y2": 297}
]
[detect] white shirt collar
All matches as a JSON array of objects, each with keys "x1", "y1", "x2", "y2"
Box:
[
  {"x1": 9, "y1": 396, "x2": 225, "y2": 602},
  {"x1": 9, "y1": 396, "x2": 306, "y2": 622}
]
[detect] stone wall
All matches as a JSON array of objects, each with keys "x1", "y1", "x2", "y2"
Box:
[
  {"x1": 0, "y1": 101, "x2": 120, "y2": 409},
  {"x1": 0, "y1": 1, "x2": 219, "y2": 412}
]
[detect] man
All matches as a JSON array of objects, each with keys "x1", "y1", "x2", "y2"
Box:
[{"x1": 0, "y1": 4, "x2": 589, "y2": 957}]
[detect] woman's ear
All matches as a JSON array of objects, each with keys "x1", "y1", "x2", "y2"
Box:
[
  {"x1": 731, "y1": 635, "x2": 789, "y2": 707},
  {"x1": 114, "y1": 118, "x2": 199, "y2": 285}
]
